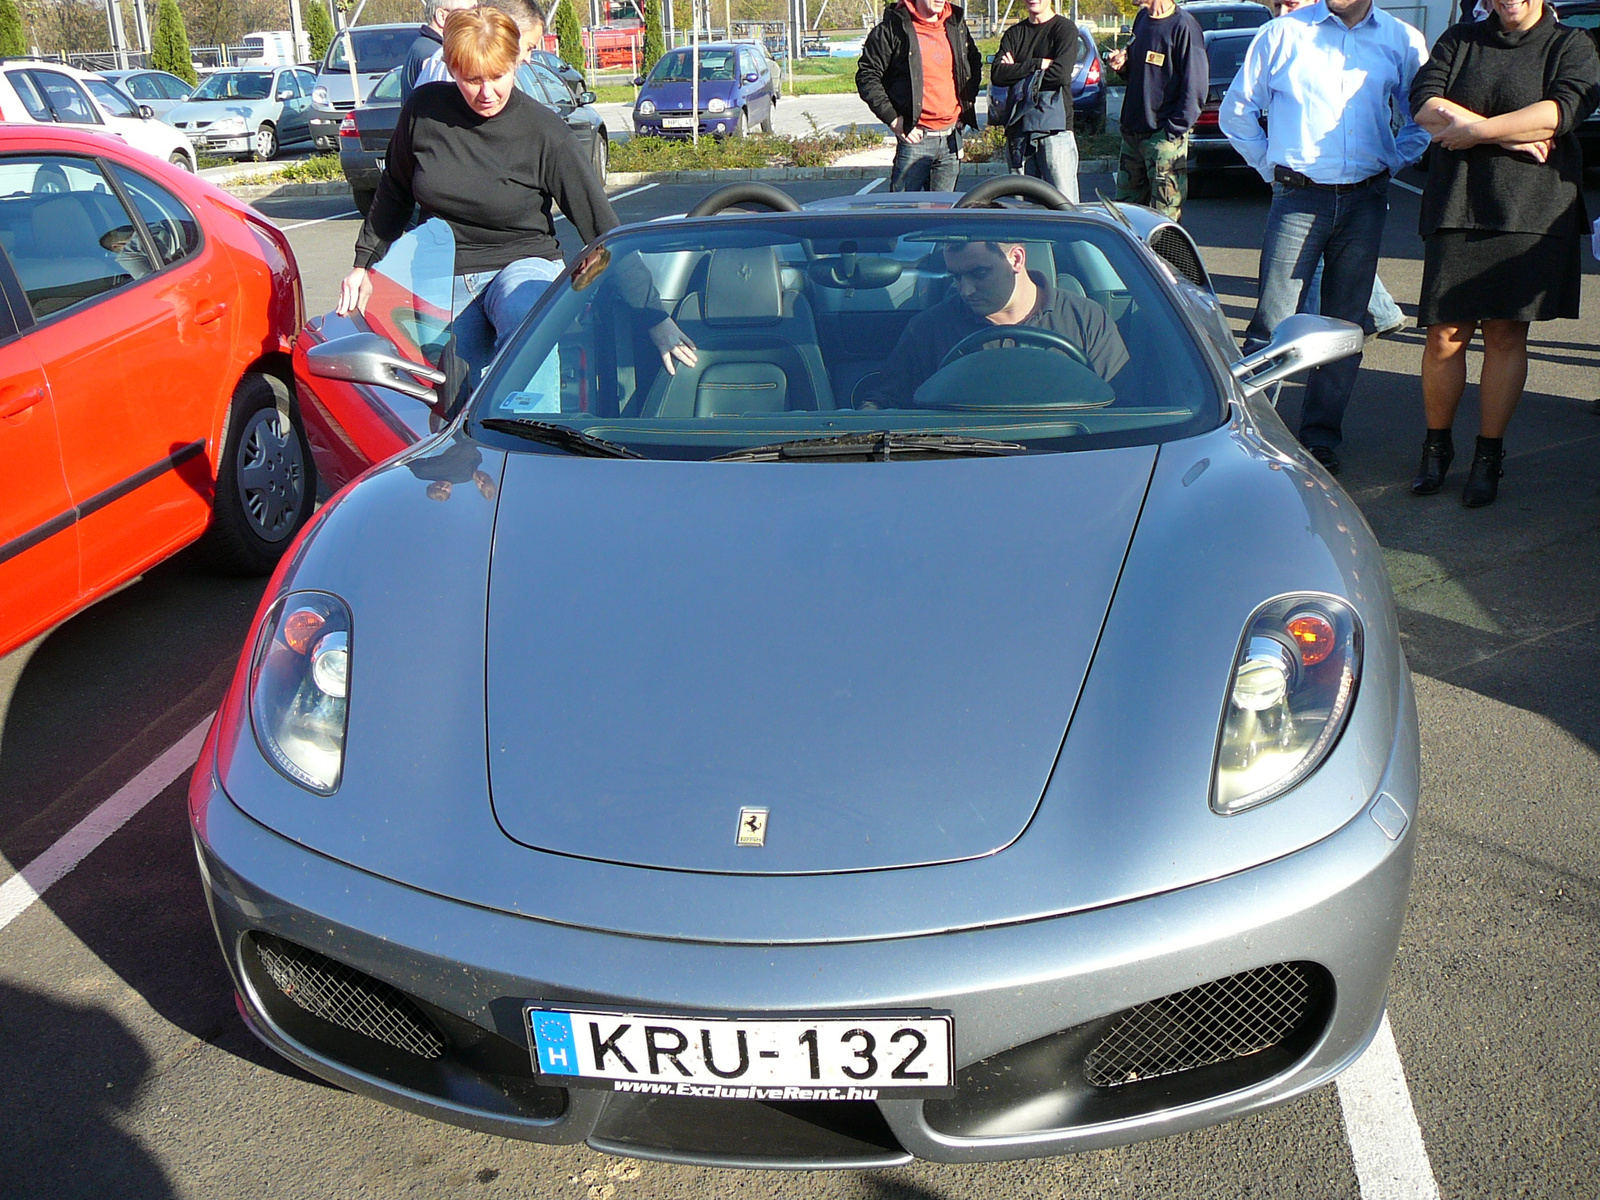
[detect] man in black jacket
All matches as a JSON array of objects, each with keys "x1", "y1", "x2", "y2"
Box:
[
  {"x1": 856, "y1": 0, "x2": 983, "y2": 191},
  {"x1": 402, "y1": 0, "x2": 478, "y2": 100}
]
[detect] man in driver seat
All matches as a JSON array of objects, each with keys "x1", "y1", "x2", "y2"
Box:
[{"x1": 860, "y1": 240, "x2": 1128, "y2": 409}]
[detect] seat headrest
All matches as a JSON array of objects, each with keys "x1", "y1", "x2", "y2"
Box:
[
  {"x1": 703, "y1": 247, "x2": 784, "y2": 325},
  {"x1": 32, "y1": 197, "x2": 97, "y2": 258},
  {"x1": 1021, "y1": 242, "x2": 1056, "y2": 291}
]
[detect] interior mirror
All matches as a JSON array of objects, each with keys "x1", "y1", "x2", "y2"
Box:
[
  {"x1": 578, "y1": 90, "x2": 597, "y2": 106},
  {"x1": 305, "y1": 332, "x2": 449, "y2": 412},
  {"x1": 1229, "y1": 313, "x2": 1364, "y2": 399}
]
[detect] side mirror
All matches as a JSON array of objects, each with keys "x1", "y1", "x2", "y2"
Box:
[
  {"x1": 138, "y1": 104, "x2": 155, "y2": 119},
  {"x1": 577, "y1": 90, "x2": 597, "y2": 106},
  {"x1": 743, "y1": 72, "x2": 759, "y2": 82},
  {"x1": 305, "y1": 332, "x2": 448, "y2": 410},
  {"x1": 1229, "y1": 314, "x2": 1364, "y2": 399},
  {"x1": 633, "y1": 74, "x2": 645, "y2": 86}
]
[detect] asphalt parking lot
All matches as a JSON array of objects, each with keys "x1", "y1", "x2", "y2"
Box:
[{"x1": 0, "y1": 170, "x2": 1596, "y2": 1199}]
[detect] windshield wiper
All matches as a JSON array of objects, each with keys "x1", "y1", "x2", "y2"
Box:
[
  {"x1": 711, "y1": 432, "x2": 1026, "y2": 463},
  {"x1": 478, "y1": 418, "x2": 644, "y2": 459}
]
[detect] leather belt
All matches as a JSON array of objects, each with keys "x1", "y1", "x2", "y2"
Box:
[{"x1": 1273, "y1": 166, "x2": 1390, "y2": 193}]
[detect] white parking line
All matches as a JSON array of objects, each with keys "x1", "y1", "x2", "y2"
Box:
[
  {"x1": 1337, "y1": 1013, "x2": 1442, "y2": 1199},
  {"x1": 1391, "y1": 179, "x2": 1424, "y2": 196},
  {"x1": 0, "y1": 718, "x2": 211, "y2": 935},
  {"x1": 609, "y1": 182, "x2": 660, "y2": 202},
  {"x1": 856, "y1": 177, "x2": 885, "y2": 194},
  {"x1": 278, "y1": 210, "x2": 360, "y2": 231}
]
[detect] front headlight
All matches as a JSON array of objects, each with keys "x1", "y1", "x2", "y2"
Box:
[
  {"x1": 1212, "y1": 595, "x2": 1361, "y2": 815},
  {"x1": 312, "y1": 85, "x2": 329, "y2": 107},
  {"x1": 210, "y1": 116, "x2": 248, "y2": 133},
  {"x1": 636, "y1": 99, "x2": 656, "y2": 116},
  {"x1": 250, "y1": 592, "x2": 352, "y2": 794},
  {"x1": 706, "y1": 97, "x2": 726, "y2": 112}
]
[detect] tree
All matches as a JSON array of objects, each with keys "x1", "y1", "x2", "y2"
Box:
[
  {"x1": 553, "y1": 0, "x2": 583, "y2": 71},
  {"x1": 0, "y1": 0, "x2": 25, "y2": 57},
  {"x1": 305, "y1": 0, "x2": 335, "y2": 62},
  {"x1": 641, "y1": 0, "x2": 663, "y2": 73},
  {"x1": 151, "y1": 0, "x2": 199, "y2": 85}
]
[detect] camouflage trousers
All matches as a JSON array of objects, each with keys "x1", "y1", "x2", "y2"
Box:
[{"x1": 1115, "y1": 130, "x2": 1189, "y2": 222}]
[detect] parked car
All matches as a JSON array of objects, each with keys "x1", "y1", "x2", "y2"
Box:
[
  {"x1": 530, "y1": 47, "x2": 585, "y2": 100},
  {"x1": 0, "y1": 124, "x2": 313, "y2": 659},
  {"x1": 308, "y1": 23, "x2": 419, "y2": 152},
  {"x1": 164, "y1": 67, "x2": 317, "y2": 161},
  {"x1": 198, "y1": 177, "x2": 1418, "y2": 1167},
  {"x1": 1553, "y1": 1, "x2": 1600, "y2": 163},
  {"x1": 100, "y1": 68, "x2": 195, "y2": 120},
  {"x1": 237, "y1": 29, "x2": 312, "y2": 68},
  {"x1": 633, "y1": 42, "x2": 779, "y2": 138},
  {"x1": 339, "y1": 62, "x2": 608, "y2": 216},
  {"x1": 0, "y1": 61, "x2": 197, "y2": 171},
  {"x1": 986, "y1": 22, "x2": 1108, "y2": 138},
  {"x1": 1189, "y1": 28, "x2": 1261, "y2": 180},
  {"x1": 1180, "y1": 0, "x2": 1272, "y2": 30}
]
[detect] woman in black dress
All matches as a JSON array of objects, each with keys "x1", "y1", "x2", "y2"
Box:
[{"x1": 1409, "y1": 0, "x2": 1600, "y2": 506}]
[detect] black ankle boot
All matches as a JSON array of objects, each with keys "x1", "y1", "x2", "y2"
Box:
[
  {"x1": 1462, "y1": 437, "x2": 1505, "y2": 508},
  {"x1": 1410, "y1": 430, "x2": 1454, "y2": 495}
]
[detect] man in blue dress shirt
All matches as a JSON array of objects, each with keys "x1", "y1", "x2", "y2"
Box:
[{"x1": 1221, "y1": 0, "x2": 1428, "y2": 474}]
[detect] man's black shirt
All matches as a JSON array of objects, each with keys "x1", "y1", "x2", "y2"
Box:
[{"x1": 864, "y1": 274, "x2": 1129, "y2": 408}]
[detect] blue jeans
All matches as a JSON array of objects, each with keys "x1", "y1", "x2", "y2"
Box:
[
  {"x1": 1244, "y1": 178, "x2": 1389, "y2": 450},
  {"x1": 1305, "y1": 264, "x2": 1403, "y2": 333},
  {"x1": 451, "y1": 256, "x2": 565, "y2": 385},
  {"x1": 1010, "y1": 130, "x2": 1080, "y2": 204},
  {"x1": 889, "y1": 127, "x2": 963, "y2": 192}
]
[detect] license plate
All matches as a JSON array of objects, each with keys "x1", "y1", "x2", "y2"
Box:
[
  {"x1": 374, "y1": 157, "x2": 384, "y2": 172},
  {"x1": 526, "y1": 1007, "x2": 955, "y2": 1099},
  {"x1": 660, "y1": 116, "x2": 695, "y2": 129}
]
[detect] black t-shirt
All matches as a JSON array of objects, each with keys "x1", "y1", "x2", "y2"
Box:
[
  {"x1": 354, "y1": 83, "x2": 617, "y2": 275},
  {"x1": 991, "y1": 15, "x2": 1079, "y2": 94},
  {"x1": 864, "y1": 273, "x2": 1129, "y2": 408}
]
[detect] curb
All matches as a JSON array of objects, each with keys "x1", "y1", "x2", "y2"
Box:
[{"x1": 222, "y1": 159, "x2": 1119, "y2": 202}]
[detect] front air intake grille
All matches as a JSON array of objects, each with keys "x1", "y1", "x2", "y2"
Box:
[
  {"x1": 1149, "y1": 225, "x2": 1208, "y2": 290},
  {"x1": 1084, "y1": 962, "x2": 1315, "y2": 1088},
  {"x1": 253, "y1": 934, "x2": 446, "y2": 1060}
]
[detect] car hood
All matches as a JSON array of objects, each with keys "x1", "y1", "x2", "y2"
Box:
[
  {"x1": 485, "y1": 447, "x2": 1156, "y2": 874},
  {"x1": 166, "y1": 100, "x2": 266, "y2": 122},
  {"x1": 639, "y1": 80, "x2": 739, "y2": 110}
]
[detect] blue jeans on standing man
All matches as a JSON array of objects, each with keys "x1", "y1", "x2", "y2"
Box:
[
  {"x1": 889, "y1": 126, "x2": 964, "y2": 192},
  {"x1": 1244, "y1": 177, "x2": 1390, "y2": 451},
  {"x1": 451, "y1": 255, "x2": 566, "y2": 388}
]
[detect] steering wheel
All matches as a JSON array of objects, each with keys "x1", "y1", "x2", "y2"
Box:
[{"x1": 937, "y1": 325, "x2": 1092, "y2": 372}]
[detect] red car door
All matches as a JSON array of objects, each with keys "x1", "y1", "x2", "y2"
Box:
[
  {"x1": 0, "y1": 274, "x2": 77, "y2": 652},
  {"x1": 5, "y1": 152, "x2": 238, "y2": 600}
]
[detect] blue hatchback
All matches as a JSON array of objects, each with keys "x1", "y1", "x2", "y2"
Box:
[
  {"x1": 633, "y1": 42, "x2": 779, "y2": 139},
  {"x1": 987, "y1": 23, "x2": 1107, "y2": 138}
]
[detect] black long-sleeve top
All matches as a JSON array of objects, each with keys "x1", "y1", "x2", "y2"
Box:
[
  {"x1": 991, "y1": 15, "x2": 1079, "y2": 93},
  {"x1": 1410, "y1": 9, "x2": 1600, "y2": 239},
  {"x1": 354, "y1": 82, "x2": 617, "y2": 275},
  {"x1": 1118, "y1": 5, "x2": 1206, "y2": 139}
]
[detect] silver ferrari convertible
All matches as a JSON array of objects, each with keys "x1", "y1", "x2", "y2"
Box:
[{"x1": 191, "y1": 178, "x2": 1418, "y2": 1168}]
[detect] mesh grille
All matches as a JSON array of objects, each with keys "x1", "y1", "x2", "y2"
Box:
[
  {"x1": 1084, "y1": 963, "x2": 1314, "y2": 1089},
  {"x1": 1149, "y1": 226, "x2": 1208, "y2": 290},
  {"x1": 254, "y1": 935, "x2": 446, "y2": 1060}
]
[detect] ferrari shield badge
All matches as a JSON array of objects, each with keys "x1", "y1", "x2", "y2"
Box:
[{"x1": 736, "y1": 807, "x2": 769, "y2": 847}]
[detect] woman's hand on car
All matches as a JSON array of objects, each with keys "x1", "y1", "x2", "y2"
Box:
[
  {"x1": 337, "y1": 267, "x2": 373, "y2": 317},
  {"x1": 649, "y1": 316, "x2": 699, "y2": 376}
]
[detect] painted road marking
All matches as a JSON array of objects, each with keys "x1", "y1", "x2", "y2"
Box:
[
  {"x1": 557, "y1": 182, "x2": 661, "y2": 226},
  {"x1": 1337, "y1": 1013, "x2": 1442, "y2": 1199},
  {"x1": 0, "y1": 718, "x2": 211, "y2": 934},
  {"x1": 856, "y1": 177, "x2": 885, "y2": 194},
  {"x1": 278, "y1": 210, "x2": 360, "y2": 231}
]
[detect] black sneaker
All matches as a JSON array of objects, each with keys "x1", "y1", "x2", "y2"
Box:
[{"x1": 1308, "y1": 445, "x2": 1341, "y2": 476}]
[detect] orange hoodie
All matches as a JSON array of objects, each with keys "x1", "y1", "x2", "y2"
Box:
[{"x1": 903, "y1": 0, "x2": 960, "y2": 130}]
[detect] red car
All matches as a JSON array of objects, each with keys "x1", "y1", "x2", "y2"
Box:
[{"x1": 0, "y1": 125, "x2": 313, "y2": 659}]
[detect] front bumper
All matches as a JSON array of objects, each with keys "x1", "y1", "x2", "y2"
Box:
[
  {"x1": 192, "y1": 706, "x2": 1418, "y2": 1168},
  {"x1": 311, "y1": 110, "x2": 341, "y2": 151},
  {"x1": 634, "y1": 113, "x2": 737, "y2": 138},
  {"x1": 188, "y1": 131, "x2": 251, "y2": 155}
]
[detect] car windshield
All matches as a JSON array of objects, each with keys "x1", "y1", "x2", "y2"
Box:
[
  {"x1": 649, "y1": 49, "x2": 738, "y2": 82},
  {"x1": 445, "y1": 213, "x2": 1222, "y2": 460},
  {"x1": 325, "y1": 28, "x2": 417, "y2": 73},
  {"x1": 1205, "y1": 33, "x2": 1256, "y2": 80},
  {"x1": 192, "y1": 72, "x2": 273, "y2": 100}
]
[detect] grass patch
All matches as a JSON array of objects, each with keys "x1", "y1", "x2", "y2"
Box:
[
  {"x1": 611, "y1": 124, "x2": 880, "y2": 172},
  {"x1": 196, "y1": 154, "x2": 233, "y2": 169},
  {"x1": 256, "y1": 154, "x2": 345, "y2": 183}
]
